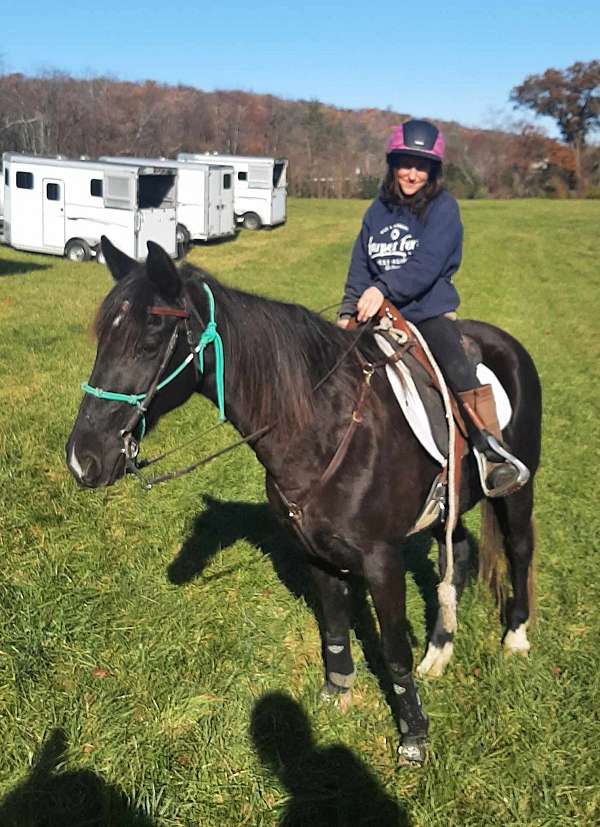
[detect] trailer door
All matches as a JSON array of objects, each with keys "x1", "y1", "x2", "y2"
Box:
[
  {"x1": 208, "y1": 169, "x2": 222, "y2": 237},
  {"x1": 42, "y1": 179, "x2": 65, "y2": 250},
  {"x1": 220, "y1": 170, "x2": 234, "y2": 235}
]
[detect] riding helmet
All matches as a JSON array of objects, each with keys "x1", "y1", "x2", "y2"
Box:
[{"x1": 386, "y1": 120, "x2": 445, "y2": 164}]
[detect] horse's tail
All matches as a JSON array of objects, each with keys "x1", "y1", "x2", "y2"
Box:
[{"x1": 479, "y1": 500, "x2": 537, "y2": 623}]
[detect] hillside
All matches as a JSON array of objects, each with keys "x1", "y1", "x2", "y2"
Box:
[{"x1": 0, "y1": 72, "x2": 588, "y2": 197}]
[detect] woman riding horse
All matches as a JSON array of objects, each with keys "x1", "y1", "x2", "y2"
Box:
[
  {"x1": 67, "y1": 186, "x2": 541, "y2": 764},
  {"x1": 337, "y1": 120, "x2": 529, "y2": 498}
]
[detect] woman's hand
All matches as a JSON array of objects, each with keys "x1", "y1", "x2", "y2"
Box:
[
  {"x1": 336, "y1": 317, "x2": 351, "y2": 329},
  {"x1": 356, "y1": 286, "x2": 384, "y2": 322}
]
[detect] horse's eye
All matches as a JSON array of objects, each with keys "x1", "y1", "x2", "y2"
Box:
[
  {"x1": 148, "y1": 314, "x2": 163, "y2": 329},
  {"x1": 142, "y1": 336, "x2": 161, "y2": 355}
]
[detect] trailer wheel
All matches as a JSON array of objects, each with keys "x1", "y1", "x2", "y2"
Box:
[
  {"x1": 65, "y1": 239, "x2": 91, "y2": 262},
  {"x1": 243, "y1": 212, "x2": 262, "y2": 231},
  {"x1": 176, "y1": 224, "x2": 190, "y2": 259}
]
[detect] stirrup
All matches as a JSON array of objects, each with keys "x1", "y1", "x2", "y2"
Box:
[{"x1": 473, "y1": 435, "x2": 530, "y2": 498}]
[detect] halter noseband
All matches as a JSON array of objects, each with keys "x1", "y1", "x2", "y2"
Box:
[{"x1": 81, "y1": 282, "x2": 225, "y2": 467}]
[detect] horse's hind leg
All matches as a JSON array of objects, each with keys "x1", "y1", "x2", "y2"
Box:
[
  {"x1": 489, "y1": 484, "x2": 536, "y2": 655},
  {"x1": 310, "y1": 563, "x2": 356, "y2": 698},
  {"x1": 417, "y1": 519, "x2": 474, "y2": 678},
  {"x1": 364, "y1": 543, "x2": 429, "y2": 764}
]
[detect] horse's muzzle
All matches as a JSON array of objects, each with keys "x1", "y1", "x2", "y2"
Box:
[{"x1": 66, "y1": 431, "x2": 126, "y2": 488}]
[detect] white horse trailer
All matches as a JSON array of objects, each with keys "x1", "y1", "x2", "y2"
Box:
[
  {"x1": 177, "y1": 153, "x2": 287, "y2": 230},
  {"x1": 100, "y1": 156, "x2": 235, "y2": 245},
  {"x1": 1, "y1": 153, "x2": 178, "y2": 261}
]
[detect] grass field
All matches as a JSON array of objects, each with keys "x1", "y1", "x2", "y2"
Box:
[{"x1": 1, "y1": 198, "x2": 599, "y2": 826}]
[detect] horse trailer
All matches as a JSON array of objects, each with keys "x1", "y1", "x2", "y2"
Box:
[
  {"x1": 177, "y1": 153, "x2": 287, "y2": 230},
  {"x1": 1, "y1": 153, "x2": 178, "y2": 262},
  {"x1": 101, "y1": 156, "x2": 235, "y2": 246}
]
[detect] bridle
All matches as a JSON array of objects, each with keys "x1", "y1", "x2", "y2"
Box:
[
  {"x1": 79, "y1": 281, "x2": 395, "y2": 491},
  {"x1": 81, "y1": 282, "x2": 226, "y2": 484}
]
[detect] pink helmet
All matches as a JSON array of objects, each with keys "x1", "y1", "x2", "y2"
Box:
[{"x1": 386, "y1": 119, "x2": 445, "y2": 164}]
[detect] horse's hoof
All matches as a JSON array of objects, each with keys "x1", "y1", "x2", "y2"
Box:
[
  {"x1": 417, "y1": 641, "x2": 454, "y2": 678},
  {"x1": 397, "y1": 738, "x2": 427, "y2": 766},
  {"x1": 320, "y1": 681, "x2": 352, "y2": 711},
  {"x1": 503, "y1": 624, "x2": 531, "y2": 656},
  {"x1": 321, "y1": 680, "x2": 349, "y2": 698}
]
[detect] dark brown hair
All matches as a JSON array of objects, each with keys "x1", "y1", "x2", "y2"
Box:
[{"x1": 379, "y1": 159, "x2": 444, "y2": 221}]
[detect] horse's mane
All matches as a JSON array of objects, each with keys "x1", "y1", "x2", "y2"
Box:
[
  {"x1": 95, "y1": 262, "x2": 383, "y2": 438},
  {"x1": 185, "y1": 265, "x2": 384, "y2": 436}
]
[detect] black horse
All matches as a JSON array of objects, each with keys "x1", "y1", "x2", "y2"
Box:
[{"x1": 66, "y1": 238, "x2": 541, "y2": 764}]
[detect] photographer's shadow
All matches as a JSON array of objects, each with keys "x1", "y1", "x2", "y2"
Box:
[
  {"x1": 251, "y1": 692, "x2": 410, "y2": 826},
  {"x1": 0, "y1": 729, "x2": 154, "y2": 826}
]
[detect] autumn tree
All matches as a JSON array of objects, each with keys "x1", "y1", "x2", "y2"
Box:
[{"x1": 510, "y1": 60, "x2": 600, "y2": 193}]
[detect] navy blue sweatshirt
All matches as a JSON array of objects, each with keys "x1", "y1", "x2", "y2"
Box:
[{"x1": 340, "y1": 190, "x2": 463, "y2": 323}]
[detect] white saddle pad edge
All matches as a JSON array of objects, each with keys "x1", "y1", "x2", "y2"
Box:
[
  {"x1": 476, "y1": 363, "x2": 512, "y2": 431},
  {"x1": 375, "y1": 334, "x2": 513, "y2": 466}
]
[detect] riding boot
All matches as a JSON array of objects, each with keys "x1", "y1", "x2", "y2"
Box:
[{"x1": 458, "y1": 385, "x2": 530, "y2": 497}]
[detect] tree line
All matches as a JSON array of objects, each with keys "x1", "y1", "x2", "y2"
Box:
[{"x1": 1, "y1": 63, "x2": 598, "y2": 199}]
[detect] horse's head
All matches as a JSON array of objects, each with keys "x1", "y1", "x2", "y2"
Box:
[{"x1": 66, "y1": 237, "x2": 201, "y2": 488}]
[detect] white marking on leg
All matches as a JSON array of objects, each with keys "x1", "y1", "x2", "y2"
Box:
[
  {"x1": 417, "y1": 641, "x2": 454, "y2": 678},
  {"x1": 504, "y1": 622, "x2": 530, "y2": 656},
  {"x1": 68, "y1": 444, "x2": 85, "y2": 481}
]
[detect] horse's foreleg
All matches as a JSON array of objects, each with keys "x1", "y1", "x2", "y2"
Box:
[
  {"x1": 494, "y1": 486, "x2": 535, "y2": 655},
  {"x1": 418, "y1": 520, "x2": 473, "y2": 677},
  {"x1": 310, "y1": 563, "x2": 356, "y2": 699},
  {"x1": 364, "y1": 544, "x2": 429, "y2": 765}
]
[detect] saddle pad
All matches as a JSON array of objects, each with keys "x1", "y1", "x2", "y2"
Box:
[{"x1": 374, "y1": 334, "x2": 513, "y2": 466}]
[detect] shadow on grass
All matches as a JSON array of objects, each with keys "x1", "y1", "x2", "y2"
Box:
[
  {"x1": 0, "y1": 729, "x2": 154, "y2": 827},
  {"x1": 251, "y1": 691, "x2": 410, "y2": 826},
  {"x1": 167, "y1": 494, "x2": 311, "y2": 599},
  {"x1": 169, "y1": 496, "x2": 479, "y2": 727},
  {"x1": 0, "y1": 258, "x2": 50, "y2": 277}
]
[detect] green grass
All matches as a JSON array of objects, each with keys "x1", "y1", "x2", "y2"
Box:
[{"x1": 0, "y1": 198, "x2": 599, "y2": 826}]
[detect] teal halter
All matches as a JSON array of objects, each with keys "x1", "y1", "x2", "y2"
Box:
[{"x1": 81, "y1": 283, "x2": 226, "y2": 442}]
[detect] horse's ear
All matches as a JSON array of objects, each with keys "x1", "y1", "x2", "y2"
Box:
[
  {"x1": 101, "y1": 235, "x2": 137, "y2": 282},
  {"x1": 146, "y1": 241, "x2": 181, "y2": 301}
]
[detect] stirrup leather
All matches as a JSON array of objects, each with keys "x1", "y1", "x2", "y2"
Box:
[{"x1": 473, "y1": 435, "x2": 530, "y2": 498}]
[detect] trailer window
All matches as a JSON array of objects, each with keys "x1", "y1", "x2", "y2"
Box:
[
  {"x1": 104, "y1": 174, "x2": 134, "y2": 209},
  {"x1": 16, "y1": 172, "x2": 34, "y2": 189},
  {"x1": 273, "y1": 162, "x2": 286, "y2": 187},
  {"x1": 223, "y1": 174, "x2": 231, "y2": 189},
  {"x1": 46, "y1": 183, "x2": 60, "y2": 201},
  {"x1": 137, "y1": 174, "x2": 176, "y2": 209},
  {"x1": 237, "y1": 171, "x2": 247, "y2": 181},
  {"x1": 90, "y1": 179, "x2": 103, "y2": 197},
  {"x1": 248, "y1": 164, "x2": 271, "y2": 189},
  {"x1": 4, "y1": 168, "x2": 8, "y2": 186}
]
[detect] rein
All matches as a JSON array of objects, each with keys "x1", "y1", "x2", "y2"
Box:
[{"x1": 133, "y1": 319, "x2": 376, "y2": 489}]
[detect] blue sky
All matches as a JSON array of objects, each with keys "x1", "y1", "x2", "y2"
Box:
[{"x1": 3, "y1": 0, "x2": 599, "y2": 137}]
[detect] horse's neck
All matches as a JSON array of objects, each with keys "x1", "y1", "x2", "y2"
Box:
[{"x1": 193, "y1": 283, "x2": 327, "y2": 471}]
